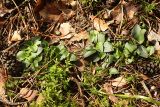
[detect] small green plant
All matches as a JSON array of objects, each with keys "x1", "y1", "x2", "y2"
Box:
[
  {"x1": 16, "y1": 38, "x2": 43, "y2": 70},
  {"x1": 141, "y1": 1, "x2": 156, "y2": 14}
]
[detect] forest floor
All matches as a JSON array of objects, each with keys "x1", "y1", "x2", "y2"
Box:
[{"x1": 0, "y1": 0, "x2": 160, "y2": 107}]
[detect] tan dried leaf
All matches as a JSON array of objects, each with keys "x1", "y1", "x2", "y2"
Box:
[
  {"x1": 19, "y1": 88, "x2": 38, "y2": 101},
  {"x1": 59, "y1": 22, "x2": 75, "y2": 36},
  {"x1": 70, "y1": 31, "x2": 89, "y2": 42},
  {"x1": 126, "y1": 5, "x2": 138, "y2": 20},
  {"x1": 60, "y1": 33, "x2": 74, "y2": 39},
  {"x1": 111, "y1": 76, "x2": 127, "y2": 87},
  {"x1": 110, "y1": 5, "x2": 123, "y2": 24},
  {"x1": 148, "y1": 30, "x2": 160, "y2": 42},
  {"x1": 0, "y1": 68, "x2": 7, "y2": 96},
  {"x1": 70, "y1": 1, "x2": 77, "y2": 7},
  {"x1": 155, "y1": 41, "x2": 160, "y2": 51},
  {"x1": 10, "y1": 30, "x2": 22, "y2": 42},
  {"x1": 90, "y1": 16, "x2": 108, "y2": 31},
  {"x1": 36, "y1": 1, "x2": 75, "y2": 22},
  {"x1": 39, "y1": 2, "x2": 62, "y2": 21},
  {"x1": 139, "y1": 74, "x2": 149, "y2": 81},
  {"x1": 103, "y1": 83, "x2": 118, "y2": 103}
]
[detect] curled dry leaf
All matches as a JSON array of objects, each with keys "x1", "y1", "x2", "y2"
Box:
[
  {"x1": 10, "y1": 30, "x2": 22, "y2": 42},
  {"x1": 111, "y1": 76, "x2": 127, "y2": 87},
  {"x1": 19, "y1": 88, "x2": 38, "y2": 101},
  {"x1": 90, "y1": 16, "x2": 108, "y2": 31},
  {"x1": 103, "y1": 83, "x2": 118, "y2": 103},
  {"x1": 59, "y1": 22, "x2": 75, "y2": 36}
]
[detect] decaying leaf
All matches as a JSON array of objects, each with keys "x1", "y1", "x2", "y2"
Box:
[
  {"x1": 10, "y1": 30, "x2": 22, "y2": 42},
  {"x1": 70, "y1": 30, "x2": 89, "y2": 42},
  {"x1": 69, "y1": 0, "x2": 78, "y2": 8},
  {"x1": 19, "y1": 88, "x2": 38, "y2": 101},
  {"x1": 148, "y1": 30, "x2": 160, "y2": 42},
  {"x1": 126, "y1": 5, "x2": 138, "y2": 20},
  {"x1": 103, "y1": 83, "x2": 118, "y2": 103},
  {"x1": 59, "y1": 22, "x2": 75, "y2": 36},
  {"x1": 111, "y1": 76, "x2": 127, "y2": 87},
  {"x1": 110, "y1": 4, "x2": 123, "y2": 24},
  {"x1": 155, "y1": 41, "x2": 160, "y2": 51},
  {"x1": 139, "y1": 74, "x2": 149, "y2": 80},
  {"x1": 147, "y1": 30, "x2": 160, "y2": 51},
  {"x1": 35, "y1": 0, "x2": 75, "y2": 22},
  {"x1": 0, "y1": 68, "x2": 7, "y2": 96},
  {"x1": 0, "y1": 3, "x2": 13, "y2": 27},
  {"x1": 90, "y1": 16, "x2": 108, "y2": 31}
]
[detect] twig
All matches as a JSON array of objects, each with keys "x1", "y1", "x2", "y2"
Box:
[
  {"x1": 141, "y1": 81, "x2": 152, "y2": 98},
  {"x1": 2, "y1": 40, "x2": 22, "y2": 53},
  {"x1": 22, "y1": 59, "x2": 54, "y2": 86},
  {"x1": 69, "y1": 77, "x2": 85, "y2": 107},
  {"x1": 0, "y1": 96, "x2": 28, "y2": 106},
  {"x1": 11, "y1": 0, "x2": 27, "y2": 29}
]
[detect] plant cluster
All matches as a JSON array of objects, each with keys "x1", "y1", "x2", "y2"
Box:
[
  {"x1": 84, "y1": 24, "x2": 155, "y2": 74},
  {"x1": 16, "y1": 38, "x2": 77, "y2": 70},
  {"x1": 14, "y1": 38, "x2": 77, "y2": 106}
]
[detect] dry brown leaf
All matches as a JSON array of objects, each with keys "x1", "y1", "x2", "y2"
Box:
[
  {"x1": 155, "y1": 41, "x2": 160, "y2": 51},
  {"x1": 59, "y1": 22, "x2": 75, "y2": 36},
  {"x1": 121, "y1": 29, "x2": 129, "y2": 36},
  {"x1": 75, "y1": 59, "x2": 85, "y2": 72},
  {"x1": 35, "y1": 0, "x2": 75, "y2": 22},
  {"x1": 115, "y1": 12, "x2": 123, "y2": 24},
  {"x1": 60, "y1": 33, "x2": 74, "y2": 39},
  {"x1": 70, "y1": 31, "x2": 89, "y2": 42},
  {"x1": 110, "y1": 5, "x2": 123, "y2": 24},
  {"x1": 103, "y1": 83, "x2": 118, "y2": 103},
  {"x1": 10, "y1": 30, "x2": 22, "y2": 42},
  {"x1": 147, "y1": 30, "x2": 160, "y2": 51},
  {"x1": 111, "y1": 76, "x2": 127, "y2": 87},
  {"x1": 90, "y1": 16, "x2": 108, "y2": 31},
  {"x1": 139, "y1": 74, "x2": 149, "y2": 80},
  {"x1": 158, "y1": 23, "x2": 160, "y2": 33},
  {"x1": 126, "y1": 4, "x2": 138, "y2": 20},
  {"x1": 61, "y1": 9, "x2": 75, "y2": 20},
  {"x1": 19, "y1": 88, "x2": 38, "y2": 101},
  {"x1": 39, "y1": 1, "x2": 62, "y2": 21},
  {"x1": 70, "y1": 1, "x2": 77, "y2": 8},
  {"x1": 0, "y1": 68, "x2": 7, "y2": 96}
]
